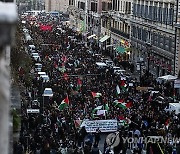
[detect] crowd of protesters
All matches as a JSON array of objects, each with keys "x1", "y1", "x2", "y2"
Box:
[{"x1": 13, "y1": 13, "x2": 180, "y2": 154}]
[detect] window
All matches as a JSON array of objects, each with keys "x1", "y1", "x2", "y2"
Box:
[
  {"x1": 91, "y1": 2, "x2": 96, "y2": 11},
  {"x1": 148, "y1": 2, "x2": 153, "y2": 20},
  {"x1": 154, "y1": 33, "x2": 158, "y2": 46},
  {"x1": 141, "y1": 5, "x2": 144, "y2": 18},
  {"x1": 113, "y1": 0, "x2": 116, "y2": 10},
  {"x1": 133, "y1": 3, "x2": 137, "y2": 16},
  {"x1": 137, "y1": 4, "x2": 141, "y2": 17},
  {"x1": 163, "y1": 4, "x2": 168, "y2": 24},
  {"x1": 133, "y1": 26, "x2": 137, "y2": 38},
  {"x1": 118, "y1": 0, "x2": 120, "y2": 11},
  {"x1": 171, "y1": 38, "x2": 175, "y2": 53},
  {"x1": 102, "y1": 2, "x2": 106, "y2": 11},
  {"x1": 149, "y1": 5, "x2": 153, "y2": 20},
  {"x1": 158, "y1": 3, "x2": 163, "y2": 23},
  {"x1": 168, "y1": 4, "x2": 174, "y2": 25},
  {"x1": 108, "y1": 3, "x2": 112, "y2": 10},
  {"x1": 80, "y1": 2, "x2": 85, "y2": 10},
  {"x1": 145, "y1": 5, "x2": 148, "y2": 18},
  {"x1": 153, "y1": 5, "x2": 157, "y2": 21},
  {"x1": 165, "y1": 36, "x2": 169, "y2": 51},
  {"x1": 137, "y1": 27, "x2": 142, "y2": 40}
]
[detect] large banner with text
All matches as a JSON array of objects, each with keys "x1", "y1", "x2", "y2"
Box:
[{"x1": 80, "y1": 120, "x2": 118, "y2": 132}]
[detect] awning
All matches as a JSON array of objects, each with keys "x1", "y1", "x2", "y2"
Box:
[
  {"x1": 99, "y1": 35, "x2": 110, "y2": 43},
  {"x1": 88, "y1": 34, "x2": 96, "y2": 39},
  {"x1": 116, "y1": 46, "x2": 126, "y2": 54}
]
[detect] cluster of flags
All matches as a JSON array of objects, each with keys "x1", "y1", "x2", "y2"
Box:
[{"x1": 114, "y1": 99, "x2": 133, "y2": 109}]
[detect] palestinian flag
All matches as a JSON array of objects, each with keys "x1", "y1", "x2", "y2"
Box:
[
  {"x1": 91, "y1": 92, "x2": 102, "y2": 98},
  {"x1": 114, "y1": 99, "x2": 124, "y2": 106},
  {"x1": 92, "y1": 105, "x2": 103, "y2": 114},
  {"x1": 76, "y1": 78, "x2": 82, "y2": 91},
  {"x1": 91, "y1": 105, "x2": 103, "y2": 118},
  {"x1": 63, "y1": 73, "x2": 69, "y2": 80},
  {"x1": 58, "y1": 96, "x2": 69, "y2": 110},
  {"x1": 120, "y1": 80, "x2": 127, "y2": 91},
  {"x1": 114, "y1": 99, "x2": 132, "y2": 109}
]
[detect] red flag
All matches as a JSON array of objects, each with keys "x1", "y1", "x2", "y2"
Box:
[
  {"x1": 126, "y1": 102, "x2": 133, "y2": 108},
  {"x1": 165, "y1": 118, "x2": 170, "y2": 126},
  {"x1": 63, "y1": 73, "x2": 69, "y2": 80},
  {"x1": 40, "y1": 25, "x2": 52, "y2": 31},
  {"x1": 118, "y1": 115, "x2": 125, "y2": 120},
  {"x1": 120, "y1": 80, "x2": 126, "y2": 87}
]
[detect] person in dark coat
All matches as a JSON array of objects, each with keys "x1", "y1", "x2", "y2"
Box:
[{"x1": 94, "y1": 128, "x2": 101, "y2": 146}]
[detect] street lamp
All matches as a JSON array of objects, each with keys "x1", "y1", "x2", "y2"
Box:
[{"x1": 146, "y1": 41, "x2": 152, "y2": 78}]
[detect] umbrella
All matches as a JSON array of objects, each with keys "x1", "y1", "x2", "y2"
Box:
[{"x1": 158, "y1": 75, "x2": 177, "y2": 81}]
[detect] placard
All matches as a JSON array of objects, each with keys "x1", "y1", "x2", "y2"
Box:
[
  {"x1": 80, "y1": 120, "x2": 117, "y2": 132},
  {"x1": 27, "y1": 109, "x2": 40, "y2": 113}
]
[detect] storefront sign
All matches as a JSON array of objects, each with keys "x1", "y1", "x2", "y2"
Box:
[{"x1": 80, "y1": 120, "x2": 118, "y2": 132}]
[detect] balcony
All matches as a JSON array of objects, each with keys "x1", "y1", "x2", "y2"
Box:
[{"x1": 110, "y1": 27, "x2": 130, "y2": 39}]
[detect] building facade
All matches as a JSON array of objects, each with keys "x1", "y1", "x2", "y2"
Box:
[
  {"x1": 110, "y1": 0, "x2": 132, "y2": 59},
  {"x1": 130, "y1": 0, "x2": 176, "y2": 77},
  {"x1": 45, "y1": 0, "x2": 69, "y2": 13}
]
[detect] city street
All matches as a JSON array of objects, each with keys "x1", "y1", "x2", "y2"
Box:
[{"x1": 11, "y1": 8, "x2": 180, "y2": 154}]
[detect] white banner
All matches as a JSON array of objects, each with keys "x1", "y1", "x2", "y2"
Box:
[
  {"x1": 80, "y1": 120, "x2": 118, "y2": 132},
  {"x1": 27, "y1": 109, "x2": 40, "y2": 113}
]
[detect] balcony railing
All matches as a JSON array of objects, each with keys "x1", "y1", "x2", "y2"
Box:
[{"x1": 110, "y1": 27, "x2": 130, "y2": 39}]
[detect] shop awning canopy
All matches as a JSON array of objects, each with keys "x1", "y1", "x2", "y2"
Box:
[
  {"x1": 158, "y1": 75, "x2": 177, "y2": 81},
  {"x1": 88, "y1": 34, "x2": 96, "y2": 39},
  {"x1": 99, "y1": 35, "x2": 110, "y2": 43},
  {"x1": 116, "y1": 46, "x2": 126, "y2": 54}
]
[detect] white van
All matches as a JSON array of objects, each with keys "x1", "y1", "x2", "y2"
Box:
[
  {"x1": 40, "y1": 75, "x2": 50, "y2": 82},
  {"x1": 42, "y1": 88, "x2": 53, "y2": 97},
  {"x1": 28, "y1": 45, "x2": 36, "y2": 51},
  {"x1": 38, "y1": 72, "x2": 46, "y2": 76},
  {"x1": 96, "y1": 62, "x2": 107, "y2": 69}
]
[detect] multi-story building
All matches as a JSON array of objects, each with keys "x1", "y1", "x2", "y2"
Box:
[
  {"x1": 45, "y1": 0, "x2": 69, "y2": 13},
  {"x1": 130, "y1": 0, "x2": 175, "y2": 77},
  {"x1": 110, "y1": 0, "x2": 132, "y2": 60},
  {"x1": 68, "y1": 0, "x2": 112, "y2": 42}
]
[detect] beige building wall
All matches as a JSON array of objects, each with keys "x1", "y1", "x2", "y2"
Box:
[{"x1": 45, "y1": 0, "x2": 69, "y2": 13}]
